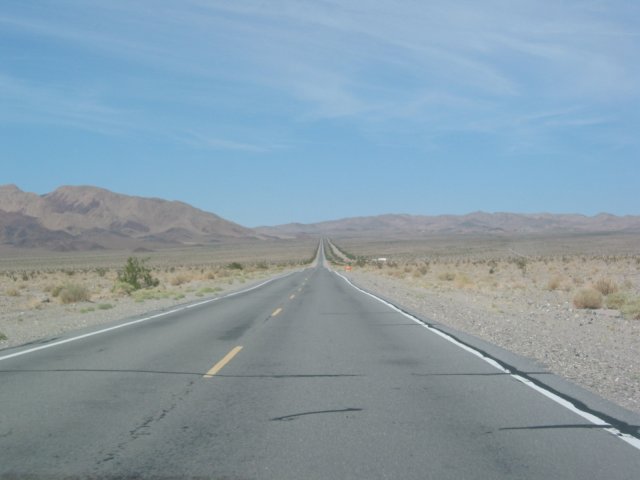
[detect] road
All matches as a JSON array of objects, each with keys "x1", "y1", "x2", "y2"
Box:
[{"x1": 1, "y1": 246, "x2": 639, "y2": 479}]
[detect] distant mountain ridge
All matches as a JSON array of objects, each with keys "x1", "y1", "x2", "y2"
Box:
[
  {"x1": 1, "y1": 184, "x2": 638, "y2": 251},
  {"x1": 257, "y1": 212, "x2": 640, "y2": 238},
  {"x1": 0, "y1": 184, "x2": 256, "y2": 251}
]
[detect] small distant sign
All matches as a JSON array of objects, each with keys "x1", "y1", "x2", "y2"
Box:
[{"x1": 377, "y1": 258, "x2": 387, "y2": 262}]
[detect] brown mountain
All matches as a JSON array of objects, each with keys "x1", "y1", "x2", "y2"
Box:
[
  {"x1": 0, "y1": 184, "x2": 256, "y2": 250},
  {"x1": 258, "y1": 212, "x2": 640, "y2": 238}
]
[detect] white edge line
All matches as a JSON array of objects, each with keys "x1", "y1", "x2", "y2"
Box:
[
  {"x1": 333, "y1": 270, "x2": 640, "y2": 451},
  {"x1": 0, "y1": 270, "x2": 299, "y2": 363}
]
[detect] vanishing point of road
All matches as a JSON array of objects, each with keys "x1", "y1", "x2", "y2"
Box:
[{"x1": 1, "y1": 245, "x2": 639, "y2": 479}]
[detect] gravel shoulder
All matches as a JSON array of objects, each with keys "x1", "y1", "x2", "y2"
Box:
[
  {"x1": 342, "y1": 268, "x2": 640, "y2": 415},
  {"x1": 0, "y1": 267, "x2": 300, "y2": 352}
]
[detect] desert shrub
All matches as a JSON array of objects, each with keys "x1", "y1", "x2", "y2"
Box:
[
  {"x1": 593, "y1": 278, "x2": 618, "y2": 296},
  {"x1": 573, "y1": 288, "x2": 603, "y2": 309},
  {"x1": 95, "y1": 267, "x2": 108, "y2": 277},
  {"x1": 546, "y1": 275, "x2": 563, "y2": 291},
  {"x1": 6, "y1": 287, "x2": 20, "y2": 297},
  {"x1": 59, "y1": 284, "x2": 90, "y2": 304},
  {"x1": 621, "y1": 298, "x2": 640, "y2": 320},
  {"x1": 50, "y1": 285, "x2": 64, "y2": 297},
  {"x1": 117, "y1": 257, "x2": 159, "y2": 291},
  {"x1": 455, "y1": 274, "x2": 473, "y2": 288},
  {"x1": 227, "y1": 262, "x2": 243, "y2": 270},
  {"x1": 170, "y1": 274, "x2": 190, "y2": 286},
  {"x1": 606, "y1": 292, "x2": 628, "y2": 310},
  {"x1": 513, "y1": 257, "x2": 527, "y2": 274},
  {"x1": 438, "y1": 272, "x2": 456, "y2": 281},
  {"x1": 98, "y1": 303, "x2": 114, "y2": 310},
  {"x1": 0, "y1": 331, "x2": 8, "y2": 341}
]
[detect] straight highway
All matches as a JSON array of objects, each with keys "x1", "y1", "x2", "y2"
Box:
[{"x1": 1, "y1": 245, "x2": 639, "y2": 478}]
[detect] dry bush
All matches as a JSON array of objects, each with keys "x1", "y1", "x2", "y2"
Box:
[
  {"x1": 6, "y1": 287, "x2": 20, "y2": 297},
  {"x1": 438, "y1": 272, "x2": 456, "y2": 281},
  {"x1": 170, "y1": 274, "x2": 191, "y2": 286},
  {"x1": 455, "y1": 274, "x2": 473, "y2": 289},
  {"x1": 593, "y1": 278, "x2": 618, "y2": 296},
  {"x1": 546, "y1": 275, "x2": 563, "y2": 291},
  {"x1": 573, "y1": 288, "x2": 603, "y2": 309},
  {"x1": 58, "y1": 284, "x2": 91, "y2": 304}
]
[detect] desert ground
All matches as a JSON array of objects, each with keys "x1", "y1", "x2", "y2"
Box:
[
  {"x1": 327, "y1": 233, "x2": 640, "y2": 413},
  {"x1": 0, "y1": 239, "x2": 318, "y2": 349}
]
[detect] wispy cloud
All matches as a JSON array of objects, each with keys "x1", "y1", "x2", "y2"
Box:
[
  {"x1": 1, "y1": 0, "x2": 639, "y2": 152},
  {"x1": 178, "y1": 130, "x2": 273, "y2": 153},
  {"x1": 0, "y1": 72, "x2": 133, "y2": 134}
]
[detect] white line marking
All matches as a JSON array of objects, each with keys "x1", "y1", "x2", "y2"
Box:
[
  {"x1": 0, "y1": 271, "x2": 298, "y2": 363},
  {"x1": 333, "y1": 270, "x2": 640, "y2": 451}
]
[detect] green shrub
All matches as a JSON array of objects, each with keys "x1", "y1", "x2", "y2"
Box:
[
  {"x1": 621, "y1": 298, "x2": 640, "y2": 320},
  {"x1": 606, "y1": 292, "x2": 628, "y2": 310},
  {"x1": 117, "y1": 257, "x2": 159, "y2": 292},
  {"x1": 98, "y1": 303, "x2": 114, "y2": 310},
  {"x1": 0, "y1": 331, "x2": 7, "y2": 341},
  {"x1": 227, "y1": 262, "x2": 243, "y2": 270}
]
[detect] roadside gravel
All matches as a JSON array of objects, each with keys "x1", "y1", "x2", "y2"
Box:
[
  {"x1": 0, "y1": 269, "x2": 297, "y2": 351},
  {"x1": 343, "y1": 268, "x2": 640, "y2": 415}
]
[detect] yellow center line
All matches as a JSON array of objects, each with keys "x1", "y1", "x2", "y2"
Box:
[
  {"x1": 289, "y1": 294, "x2": 295, "y2": 300},
  {"x1": 271, "y1": 307, "x2": 283, "y2": 317},
  {"x1": 203, "y1": 346, "x2": 243, "y2": 379}
]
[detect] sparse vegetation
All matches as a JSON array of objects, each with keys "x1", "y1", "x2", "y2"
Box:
[
  {"x1": 621, "y1": 298, "x2": 640, "y2": 320},
  {"x1": 117, "y1": 257, "x2": 159, "y2": 292},
  {"x1": 227, "y1": 262, "x2": 243, "y2": 270},
  {"x1": 546, "y1": 275, "x2": 564, "y2": 291},
  {"x1": 438, "y1": 272, "x2": 456, "y2": 281}
]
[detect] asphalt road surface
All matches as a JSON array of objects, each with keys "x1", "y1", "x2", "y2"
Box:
[{"x1": 1, "y1": 250, "x2": 639, "y2": 479}]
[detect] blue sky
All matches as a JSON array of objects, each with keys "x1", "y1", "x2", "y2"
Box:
[{"x1": 1, "y1": 1, "x2": 639, "y2": 226}]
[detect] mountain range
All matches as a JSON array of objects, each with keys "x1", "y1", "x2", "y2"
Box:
[
  {"x1": 256, "y1": 212, "x2": 640, "y2": 238},
  {"x1": 0, "y1": 185, "x2": 254, "y2": 251},
  {"x1": 1, "y1": 184, "x2": 639, "y2": 251}
]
